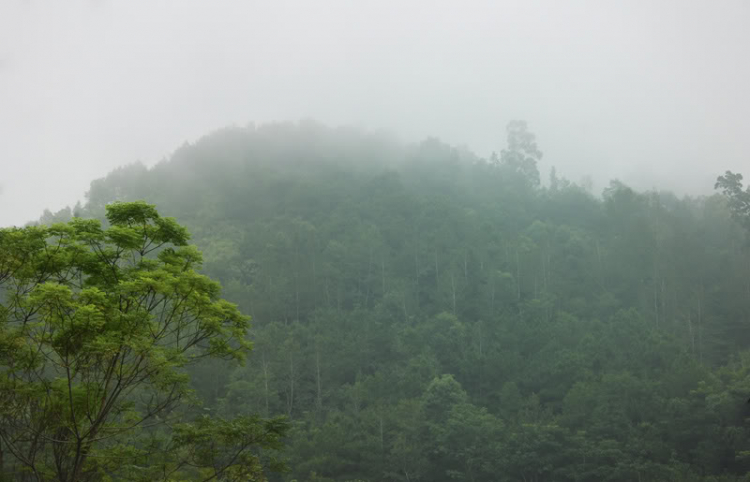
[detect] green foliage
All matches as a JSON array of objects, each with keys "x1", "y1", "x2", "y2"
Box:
[
  {"x1": 20, "y1": 121, "x2": 750, "y2": 481},
  {"x1": 716, "y1": 171, "x2": 750, "y2": 232},
  {"x1": 0, "y1": 202, "x2": 287, "y2": 481}
]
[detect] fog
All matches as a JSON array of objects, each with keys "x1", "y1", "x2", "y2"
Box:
[{"x1": 1, "y1": 0, "x2": 749, "y2": 227}]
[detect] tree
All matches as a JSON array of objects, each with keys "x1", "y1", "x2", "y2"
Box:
[
  {"x1": 716, "y1": 170, "x2": 750, "y2": 232},
  {"x1": 499, "y1": 120, "x2": 542, "y2": 187},
  {"x1": 0, "y1": 201, "x2": 287, "y2": 481}
]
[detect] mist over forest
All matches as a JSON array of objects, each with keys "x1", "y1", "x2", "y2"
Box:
[
  {"x1": 3, "y1": 1, "x2": 750, "y2": 481},
  {"x1": 2, "y1": 0, "x2": 750, "y2": 227},
  {"x1": 2, "y1": 119, "x2": 750, "y2": 481}
]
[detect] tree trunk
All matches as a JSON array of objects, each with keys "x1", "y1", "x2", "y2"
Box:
[
  {"x1": 464, "y1": 249, "x2": 468, "y2": 282},
  {"x1": 451, "y1": 273, "x2": 457, "y2": 314},
  {"x1": 288, "y1": 352, "x2": 295, "y2": 417},
  {"x1": 263, "y1": 352, "x2": 270, "y2": 415},
  {"x1": 381, "y1": 254, "x2": 386, "y2": 295},
  {"x1": 315, "y1": 344, "x2": 322, "y2": 411},
  {"x1": 435, "y1": 249, "x2": 439, "y2": 287},
  {"x1": 516, "y1": 249, "x2": 521, "y2": 300}
]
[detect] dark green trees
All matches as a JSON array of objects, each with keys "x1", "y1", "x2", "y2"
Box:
[{"x1": 18, "y1": 122, "x2": 750, "y2": 481}]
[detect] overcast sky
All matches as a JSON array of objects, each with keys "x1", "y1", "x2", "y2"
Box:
[{"x1": 1, "y1": 0, "x2": 749, "y2": 226}]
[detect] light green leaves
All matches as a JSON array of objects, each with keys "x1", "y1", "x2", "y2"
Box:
[
  {"x1": 105, "y1": 201, "x2": 190, "y2": 247},
  {"x1": 0, "y1": 202, "x2": 280, "y2": 481}
]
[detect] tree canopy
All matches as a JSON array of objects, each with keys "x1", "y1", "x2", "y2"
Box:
[
  {"x1": 0, "y1": 201, "x2": 287, "y2": 481},
  {"x1": 14, "y1": 121, "x2": 750, "y2": 481}
]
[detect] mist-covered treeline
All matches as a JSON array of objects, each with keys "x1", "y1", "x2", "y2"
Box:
[{"x1": 40, "y1": 121, "x2": 750, "y2": 481}]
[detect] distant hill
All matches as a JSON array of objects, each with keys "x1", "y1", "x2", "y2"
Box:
[{"x1": 36, "y1": 120, "x2": 750, "y2": 481}]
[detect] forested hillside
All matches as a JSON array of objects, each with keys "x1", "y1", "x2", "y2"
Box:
[{"x1": 40, "y1": 121, "x2": 750, "y2": 481}]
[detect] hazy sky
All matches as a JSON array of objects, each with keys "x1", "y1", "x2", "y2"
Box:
[{"x1": 1, "y1": 0, "x2": 749, "y2": 226}]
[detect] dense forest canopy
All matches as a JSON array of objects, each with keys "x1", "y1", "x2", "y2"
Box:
[{"x1": 15, "y1": 120, "x2": 750, "y2": 481}]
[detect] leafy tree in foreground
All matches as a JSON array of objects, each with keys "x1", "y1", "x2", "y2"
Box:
[{"x1": 0, "y1": 201, "x2": 287, "y2": 481}]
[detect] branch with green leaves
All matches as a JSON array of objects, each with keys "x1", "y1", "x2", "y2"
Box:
[{"x1": 0, "y1": 201, "x2": 287, "y2": 482}]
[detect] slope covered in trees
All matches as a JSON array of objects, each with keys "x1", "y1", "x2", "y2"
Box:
[{"x1": 37, "y1": 121, "x2": 750, "y2": 481}]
